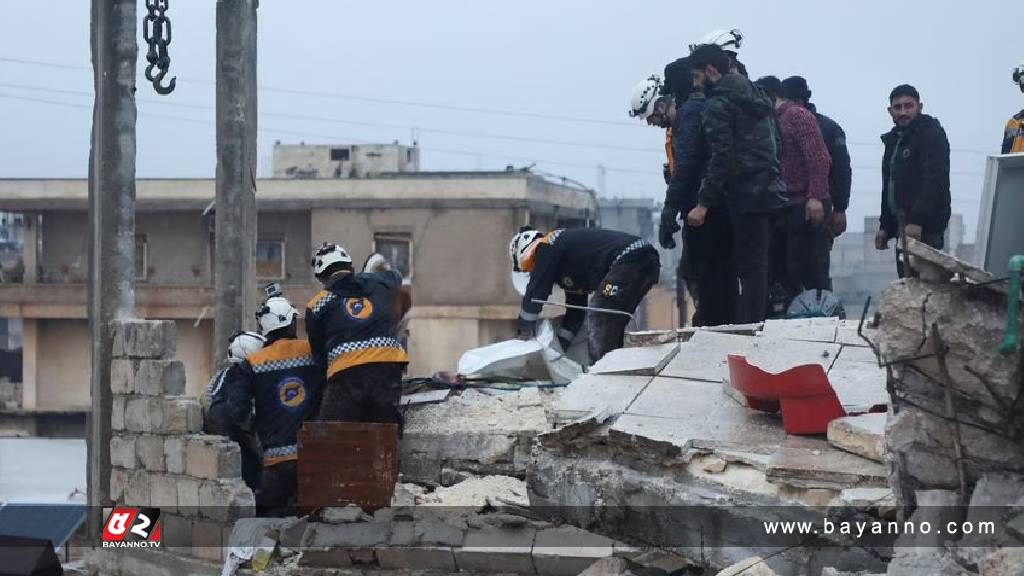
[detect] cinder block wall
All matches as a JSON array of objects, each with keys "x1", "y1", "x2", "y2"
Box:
[{"x1": 108, "y1": 319, "x2": 254, "y2": 561}]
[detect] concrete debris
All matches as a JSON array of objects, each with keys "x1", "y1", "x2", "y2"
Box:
[
  {"x1": 827, "y1": 413, "x2": 888, "y2": 463},
  {"x1": 766, "y1": 440, "x2": 889, "y2": 490},
  {"x1": 405, "y1": 388, "x2": 550, "y2": 434},
  {"x1": 885, "y1": 548, "x2": 973, "y2": 576},
  {"x1": 977, "y1": 548, "x2": 1024, "y2": 576},
  {"x1": 578, "y1": 557, "x2": 634, "y2": 576},
  {"x1": 391, "y1": 482, "x2": 428, "y2": 506},
  {"x1": 831, "y1": 487, "x2": 896, "y2": 509},
  {"x1": 629, "y1": 549, "x2": 693, "y2": 574},
  {"x1": 588, "y1": 343, "x2": 680, "y2": 377},
  {"x1": 703, "y1": 456, "x2": 729, "y2": 474},
  {"x1": 532, "y1": 525, "x2": 615, "y2": 576},
  {"x1": 760, "y1": 317, "x2": 839, "y2": 343},
  {"x1": 399, "y1": 388, "x2": 450, "y2": 406},
  {"x1": 553, "y1": 374, "x2": 651, "y2": 424},
  {"x1": 321, "y1": 504, "x2": 369, "y2": 524},
  {"x1": 715, "y1": 556, "x2": 777, "y2": 576},
  {"x1": 419, "y1": 475, "x2": 529, "y2": 508}
]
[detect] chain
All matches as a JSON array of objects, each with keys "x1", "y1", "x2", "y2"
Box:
[{"x1": 142, "y1": 0, "x2": 176, "y2": 95}]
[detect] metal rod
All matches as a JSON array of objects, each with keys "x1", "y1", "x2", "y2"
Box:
[{"x1": 530, "y1": 299, "x2": 634, "y2": 319}]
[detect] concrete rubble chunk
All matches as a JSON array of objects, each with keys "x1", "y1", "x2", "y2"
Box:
[
  {"x1": 112, "y1": 319, "x2": 176, "y2": 359},
  {"x1": 715, "y1": 556, "x2": 776, "y2": 576},
  {"x1": 894, "y1": 489, "x2": 963, "y2": 549},
  {"x1": 827, "y1": 359, "x2": 889, "y2": 413},
  {"x1": 532, "y1": 525, "x2": 614, "y2": 576},
  {"x1": 978, "y1": 547, "x2": 1024, "y2": 576},
  {"x1": 703, "y1": 457, "x2": 728, "y2": 474},
  {"x1": 588, "y1": 343, "x2": 680, "y2": 377},
  {"x1": 760, "y1": 317, "x2": 839, "y2": 343},
  {"x1": 831, "y1": 487, "x2": 896, "y2": 509},
  {"x1": 135, "y1": 434, "x2": 166, "y2": 471},
  {"x1": 541, "y1": 409, "x2": 614, "y2": 447},
  {"x1": 309, "y1": 521, "x2": 391, "y2": 548},
  {"x1": 885, "y1": 548, "x2": 972, "y2": 576},
  {"x1": 420, "y1": 475, "x2": 529, "y2": 508},
  {"x1": 321, "y1": 504, "x2": 368, "y2": 524},
  {"x1": 629, "y1": 549, "x2": 692, "y2": 573},
  {"x1": 185, "y1": 434, "x2": 241, "y2": 479},
  {"x1": 827, "y1": 413, "x2": 888, "y2": 463},
  {"x1": 455, "y1": 526, "x2": 537, "y2": 575},
  {"x1": 377, "y1": 546, "x2": 457, "y2": 572},
  {"x1": 553, "y1": 373, "x2": 651, "y2": 423},
  {"x1": 766, "y1": 441, "x2": 888, "y2": 490},
  {"x1": 579, "y1": 557, "x2": 633, "y2": 576}
]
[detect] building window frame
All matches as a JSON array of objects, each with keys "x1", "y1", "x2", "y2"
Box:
[
  {"x1": 372, "y1": 232, "x2": 413, "y2": 283},
  {"x1": 256, "y1": 238, "x2": 286, "y2": 280}
]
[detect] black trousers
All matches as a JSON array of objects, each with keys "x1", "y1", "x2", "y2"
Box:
[
  {"x1": 769, "y1": 198, "x2": 833, "y2": 304},
  {"x1": 683, "y1": 209, "x2": 737, "y2": 327},
  {"x1": 205, "y1": 401, "x2": 262, "y2": 492},
  {"x1": 732, "y1": 211, "x2": 775, "y2": 324},
  {"x1": 257, "y1": 460, "x2": 297, "y2": 517},
  {"x1": 318, "y1": 362, "x2": 405, "y2": 432},
  {"x1": 588, "y1": 248, "x2": 661, "y2": 362}
]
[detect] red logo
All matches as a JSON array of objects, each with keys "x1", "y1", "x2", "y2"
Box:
[{"x1": 101, "y1": 507, "x2": 161, "y2": 548}]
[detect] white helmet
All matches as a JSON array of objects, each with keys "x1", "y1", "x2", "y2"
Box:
[
  {"x1": 227, "y1": 331, "x2": 265, "y2": 363},
  {"x1": 509, "y1": 227, "x2": 543, "y2": 272},
  {"x1": 1014, "y1": 63, "x2": 1024, "y2": 91},
  {"x1": 690, "y1": 28, "x2": 743, "y2": 53},
  {"x1": 311, "y1": 242, "x2": 353, "y2": 277},
  {"x1": 628, "y1": 75, "x2": 663, "y2": 120},
  {"x1": 256, "y1": 296, "x2": 298, "y2": 335}
]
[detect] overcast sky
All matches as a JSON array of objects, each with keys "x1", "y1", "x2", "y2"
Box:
[{"x1": 1, "y1": 0, "x2": 1021, "y2": 235}]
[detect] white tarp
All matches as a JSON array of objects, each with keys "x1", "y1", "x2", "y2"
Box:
[{"x1": 457, "y1": 320, "x2": 583, "y2": 383}]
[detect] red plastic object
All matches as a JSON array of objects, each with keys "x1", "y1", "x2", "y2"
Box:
[{"x1": 727, "y1": 354, "x2": 847, "y2": 435}]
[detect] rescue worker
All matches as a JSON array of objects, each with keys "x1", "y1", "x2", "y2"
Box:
[
  {"x1": 690, "y1": 29, "x2": 747, "y2": 77},
  {"x1": 510, "y1": 226, "x2": 660, "y2": 363},
  {"x1": 875, "y1": 84, "x2": 951, "y2": 278},
  {"x1": 686, "y1": 44, "x2": 787, "y2": 324},
  {"x1": 1003, "y1": 63, "x2": 1024, "y2": 154},
  {"x1": 228, "y1": 287, "x2": 322, "y2": 516},
  {"x1": 629, "y1": 75, "x2": 675, "y2": 184},
  {"x1": 306, "y1": 243, "x2": 408, "y2": 426},
  {"x1": 205, "y1": 330, "x2": 265, "y2": 492},
  {"x1": 655, "y1": 57, "x2": 736, "y2": 326},
  {"x1": 756, "y1": 75, "x2": 833, "y2": 305}
]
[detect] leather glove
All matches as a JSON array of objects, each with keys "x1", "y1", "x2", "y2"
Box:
[
  {"x1": 659, "y1": 205, "x2": 681, "y2": 249},
  {"x1": 516, "y1": 318, "x2": 536, "y2": 340}
]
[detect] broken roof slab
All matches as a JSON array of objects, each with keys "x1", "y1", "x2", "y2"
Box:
[
  {"x1": 552, "y1": 374, "x2": 652, "y2": 424},
  {"x1": 760, "y1": 317, "x2": 839, "y2": 343},
  {"x1": 588, "y1": 342, "x2": 679, "y2": 377}
]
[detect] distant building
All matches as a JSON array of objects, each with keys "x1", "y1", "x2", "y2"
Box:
[
  {"x1": 272, "y1": 142, "x2": 420, "y2": 179},
  {"x1": 0, "y1": 169, "x2": 595, "y2": 428}
]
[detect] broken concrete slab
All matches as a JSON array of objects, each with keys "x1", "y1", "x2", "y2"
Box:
[
  {"x1": 612, "y1": 377, "x2": 787, "y2": 455},
  {"x1": 660, "y1": 331, "x2": 758, "y2": 383},
  {"x1": 321, "y1": 504, "x2": 368, "y2": 524},
  {"x1": 532, "y1": 525, "x2": 614, "y2": 576},
  {"x1": 578, "y1": 557, "x2": 633, "y2": 576},
  {"x1": 715, "y1": 556, "x2": 777, "y2": 576},
  {"x1": 836, "y1": 320, "x2": 876, "y2": 347},
  {"x1": 744, "y1": 337, "x2": 840, "y2": 375},
  {"x1": 377, "y1": 546, "x2": 457, "y2": 572},
  {"x1": 399, "y1": 388, "x2": 450, "y2": 406},
  {"x1": 419, "y1": 475, "x2": 529, "y2": 508},
  {"x1": 766, "y1": 440, "x2": 889, "y2": 490},
  {"x1": 588, "y1": 343, "x2": 680, "y2": 377},
  {"x1": 552, "y1": 374, "x2": 651, "y2": 423},
  {"x1": 455, "y1": 526, "x2": 537, "y2": 574},
  {"x1": 827, "y1": 359, "x2": 889, "y2": 413},
  {"x1": 827, "y1": 413, "x2": 887, "y2": 463},
  {"x1": 831, "y1": 487, "x2": 896, "y2": 509},
  {"x1": 760, "y1": 317, "x2": 839, "y2": 343},
  {"x1": 837, "y1": 345, "x2": 879, "y2": 364}
]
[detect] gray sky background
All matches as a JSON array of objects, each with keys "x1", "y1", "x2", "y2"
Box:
[{"x1": 1, "y1": 0, "x2": 1021, "y2": 235}]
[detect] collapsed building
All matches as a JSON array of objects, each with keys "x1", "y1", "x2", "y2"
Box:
[{"x1": 81, "y1": 240, "x2": 1022, "y2": 576}]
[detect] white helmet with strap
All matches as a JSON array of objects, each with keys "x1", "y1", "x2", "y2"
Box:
[
  {"x1": 509, "y1": 226, "x2": 543, "y2": 273},
  {"x1": 227, "y1": 331, "x2": 265, "y2": 363},
  {"x1": 311, "y1": 242, "x2": 353, "y2": 277},
  {"x1": 690, "y1": 28, "x2": 743, "y2": 53},
  {"x1": 255, "y1": 294, "x2": 298, "y2": 335},
  {"x1": 628, "y1": 75, "x2": 664, "y2": 120},
  {"x1": 1014, "y1": 63, "x2": 1024, "y2": 91}
]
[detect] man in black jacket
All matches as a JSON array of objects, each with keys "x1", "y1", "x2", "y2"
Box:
[
  {"x1": 686, "y1": 44, "x2": 787, "y2": 324},
  {"x1": 874, "y1": 84, "x2": 951, "y2": 277},
  {"x1": 510, "y1": 226, "x2": 660, "y2": 363}
]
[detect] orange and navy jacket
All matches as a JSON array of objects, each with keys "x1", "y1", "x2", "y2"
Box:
[
  {"x1": 664, "y1": 127, "x2": 676, "y2": 176},
  {"x1": 305, "y1": 269, "x2": 409, "y2": 380},
  {"x1": 1003, "y1": 111, "x2": 1024, "y2": 154},
  {"x1": 228, "y1": 337, "x2": 323, "y2": 466}
]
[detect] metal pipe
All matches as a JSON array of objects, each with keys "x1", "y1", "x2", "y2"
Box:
[{"x1": 998, "y1": 255, "x2": 1024, "y2": 355}]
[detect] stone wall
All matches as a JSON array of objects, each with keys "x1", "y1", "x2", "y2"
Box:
[{"x1": 108, "y1": 319, "x2": 254, "y2": 562}]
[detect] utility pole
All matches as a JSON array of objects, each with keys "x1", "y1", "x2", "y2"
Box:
[
  {"x1": 87, "y1": 0, "x2": 137, "y2": 537},
  {"x1": 214, "y1": 0, "x2": 258, "y2": 363}
]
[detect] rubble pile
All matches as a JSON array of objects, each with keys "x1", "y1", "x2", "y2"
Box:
[
  {"x1": 530, "y1": 317, "x2": 894, "y2": 573},
  {"x1": 872, "y1": 241, "x2": 1024, "y2": 576}
]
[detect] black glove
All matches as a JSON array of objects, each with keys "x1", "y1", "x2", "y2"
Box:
[
  {"x1": 516, "y1": 317, "x2": 536, "y2": 340},
  {"x1": 659, "y1": 205, "x2": 681, "y2": 250},
  {"x1": 662, "y1": 163, "x2": 672, "y2": 185}
]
